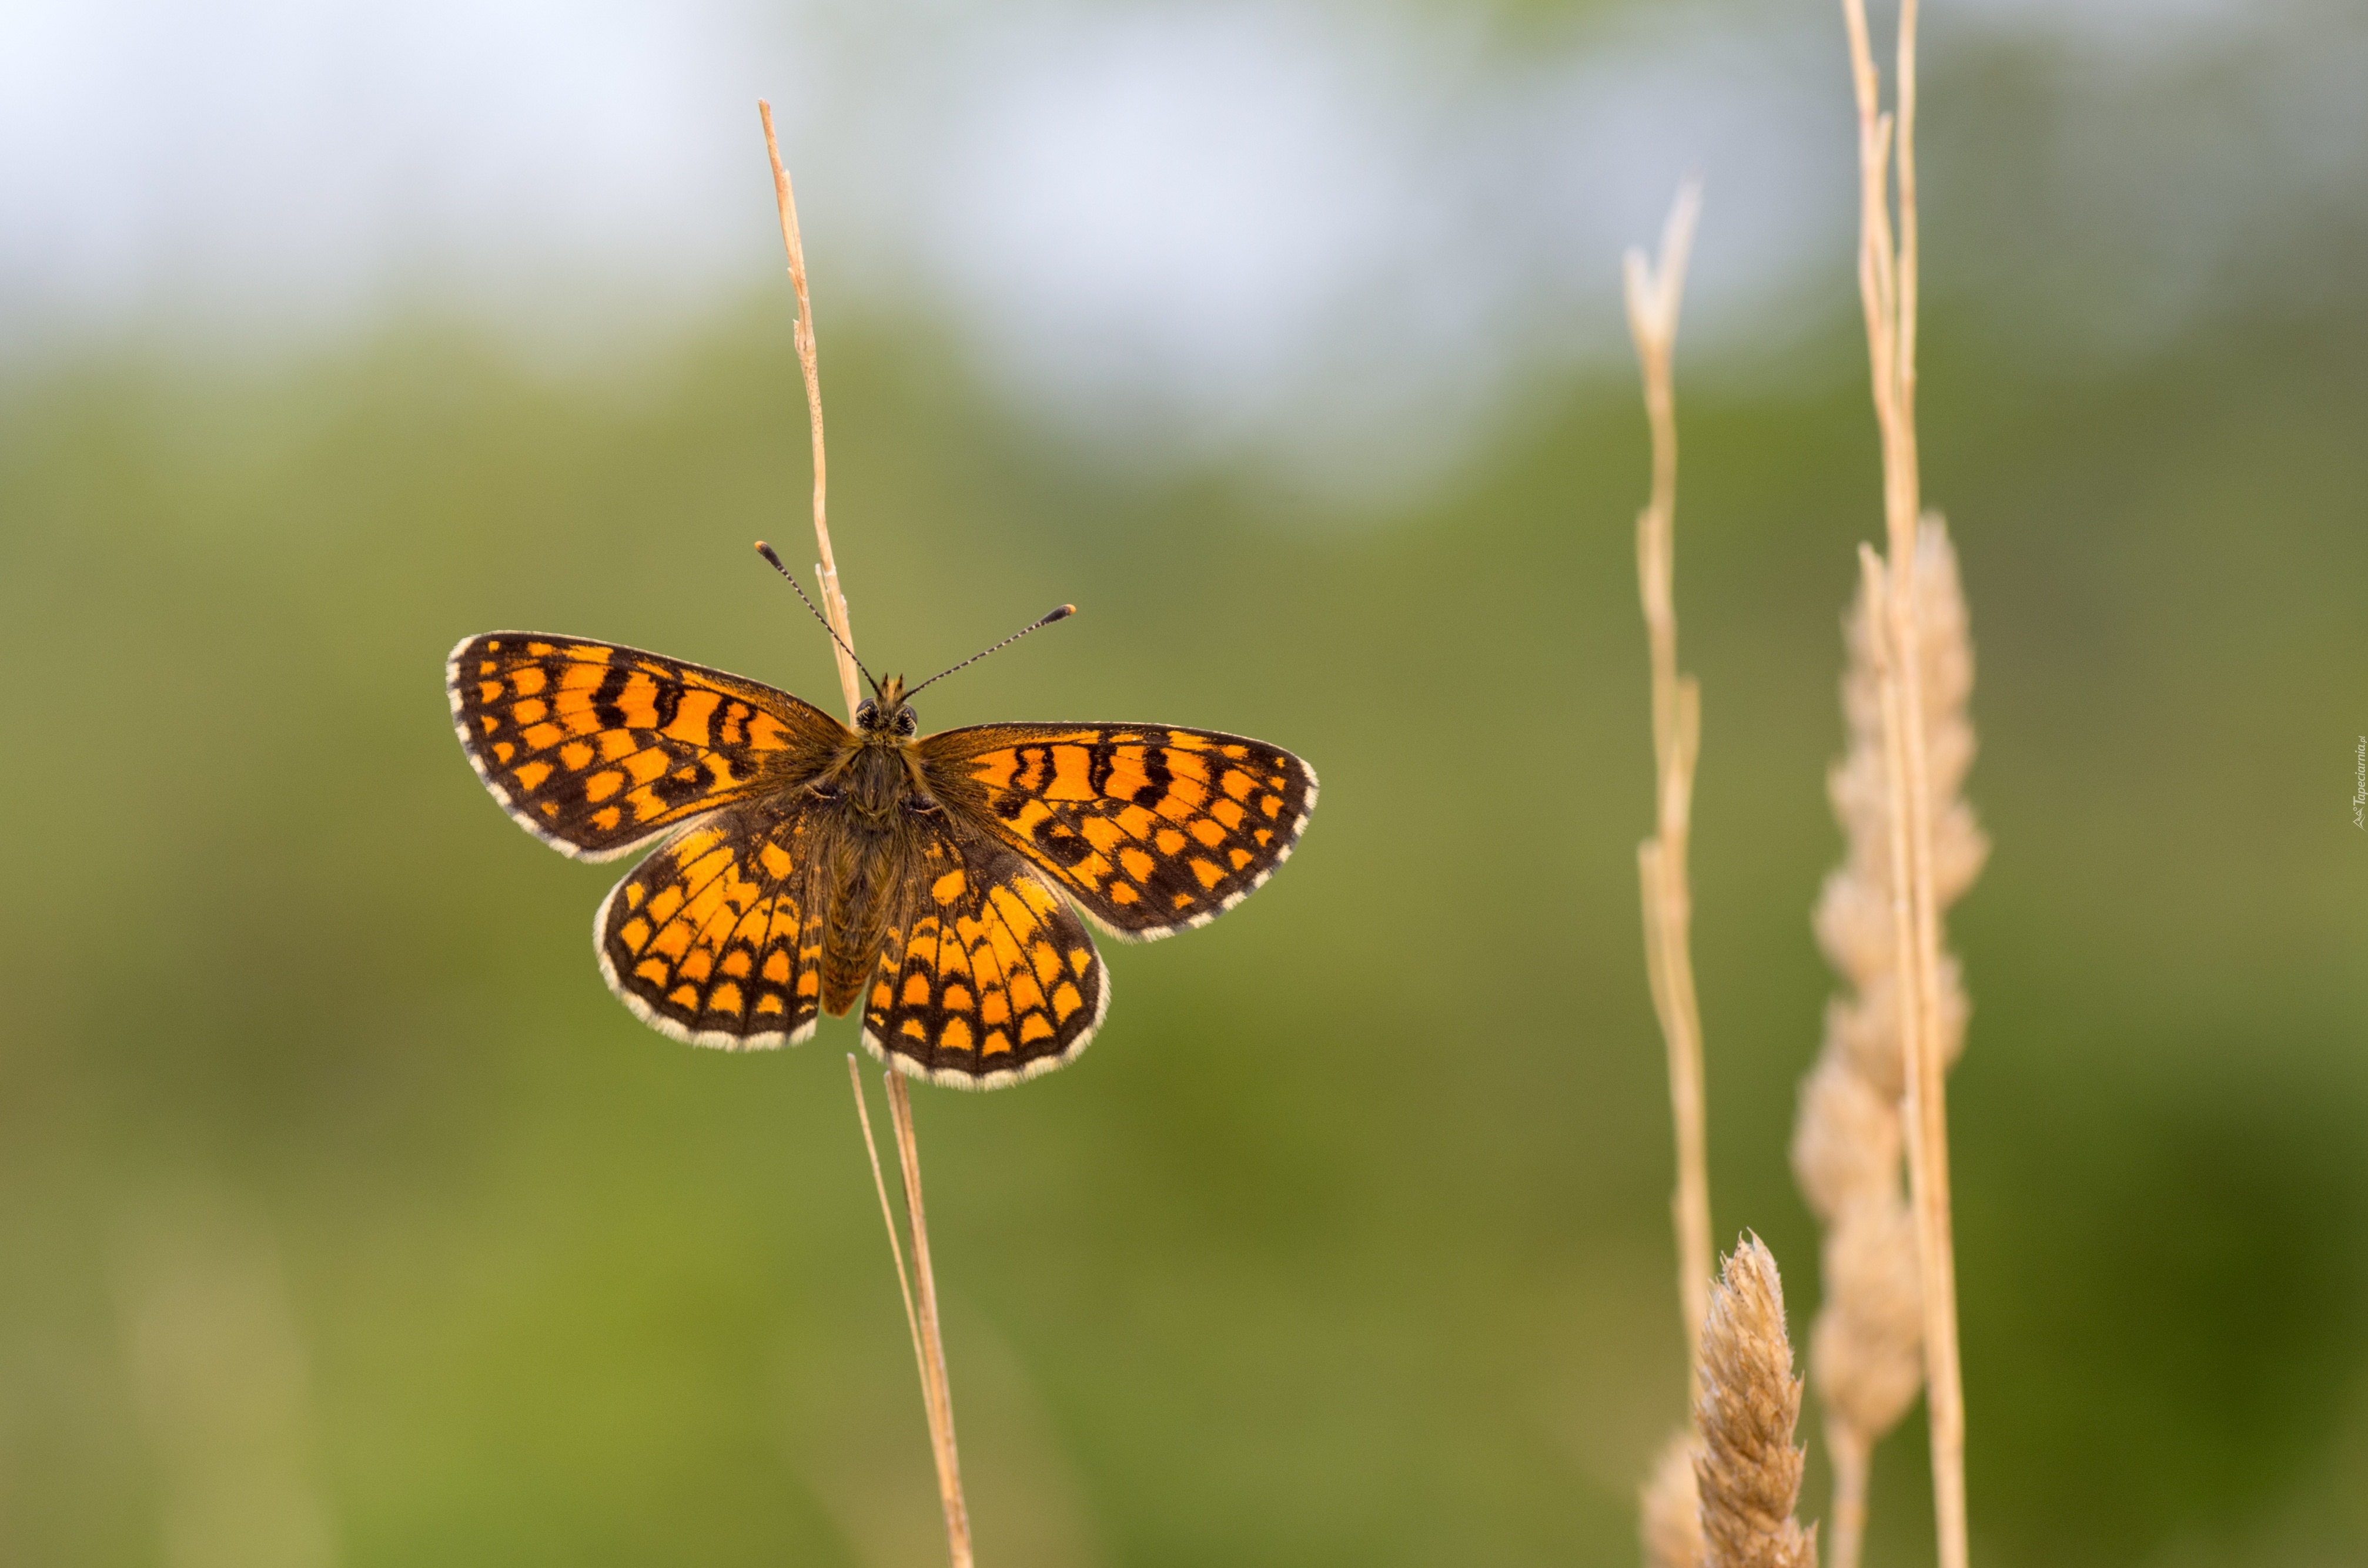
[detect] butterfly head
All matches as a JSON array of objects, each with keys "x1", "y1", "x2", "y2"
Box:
[{"x1": 854, "y1": 676, "x2": 919, "y2": 740}]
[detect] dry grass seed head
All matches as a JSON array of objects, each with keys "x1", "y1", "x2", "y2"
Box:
[
  {"x1": 1693, "y1": 1237, "x2": 1818, "y2": 1568},
  {"x1": 1835, "y1": 521, "x2": 1988, "y2": 906},
  {"x1": 1822, "y1": 959, "x2": 1969, "y2": 1101},
  {"x1": 1792, "y1": 1050, "x2": 1903, "y2": 1224},
  {"x1": 1642, "y1": 1430, "x2": 1707, "y2": 1568},
  {"x1": 1810, "y1": 1198, "x2": 1926, "y2": 1440},
  {"x1": 1794, "y1": 518, "x2": 1983, "y2": 1568}
]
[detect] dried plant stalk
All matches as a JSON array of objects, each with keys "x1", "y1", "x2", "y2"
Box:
[
  {"x1": 1792, "y1": 521, "x2": 1983, "y2": 1568},
  {"x1": 760, "y1": 100, "x2": 862, "y2": 718},
  {"x1": 1824, "y1": 5, "x2": 1975, "y2": 1559},
  {"x1": 1622, "y1": 182, "x2": 1714, "y2": 1568},
  {"x1": 766, "y1": 103, "x2": 972, "y2": 1567},
  {"x1": 887, "y1": 1073, "x2": 974, "y2": 1566},
  {"x1": 1623, "y1": 180, "x2": 1710, "y2": 1387},
  {"x1": 848, "y1": 1056, "x2": 929, "y2": 1408},
  {"x1": 1693, "y1": 1237, "x2": 1818, "y2": 1568},
  {"x1": 848, "y1": 1063, "x2": 975, "y2": 1566}
]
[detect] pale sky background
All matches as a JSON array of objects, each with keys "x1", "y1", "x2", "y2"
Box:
[{"x1": 1, "y1": 0, "x2": 2353, "y2": 489}]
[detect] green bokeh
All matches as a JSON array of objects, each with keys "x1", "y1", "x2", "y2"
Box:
[{"x1": 5, "y1": 68, "x2": 2366, "y2": 1568}]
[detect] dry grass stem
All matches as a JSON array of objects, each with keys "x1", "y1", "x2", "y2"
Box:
[
  {"x1": 768, "y1": 104, "x2": 971, "y2": 1566},
  {"x1": 1623, "y1": 182, "x2": 1720, "y2": 1567},
  {"x1": 1794, "y1": 516, "x2": 1981, "y2": 1568},
  {"x1": 1624, "y1": 181, "x2": 1717, "y2": 1568},
  {"x1": 1693, "y1": 1237, "x2": 1817, "y2": 1568},
  {"x1": 848, "y1": 1062, "x2": 975, "y2": 1567},
  {"x1": 887, "y1": 1072, "x2": 974, "y2": 1567},
  {"x1": 760, "y1": 99, "x2": 861, "y2": 718},
  {"x1": 1623, "y1": 179, "x2": 1711, "y2": 1393},
  {"x1": 1830, "y1": 4, "x2": 1973, "y2": 1563},
  {"x1": 847, "y1": 1056, "x2": 929, "y2": 1391}
]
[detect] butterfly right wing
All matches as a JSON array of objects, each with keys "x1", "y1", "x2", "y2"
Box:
[
  {"x1": 918, "y1": 723, "x2": 1317, "y2": 940},
  {"x1": 594, "y1": 803, "x2": 827, "y2": 1049},
  {"x1": 858, "y1": 827, "x2": 1109, "y2": 1089},
  {"x1": 448, "y1": 633, "x2": 848, "y2": 862}
]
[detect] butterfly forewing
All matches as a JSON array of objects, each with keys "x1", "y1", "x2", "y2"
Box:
[
  {"x1": 595, "y1": 804, "x2": 827, "y2": 1048},
  {"x1": 448, "y1": 634, "x2": 846, "y2": 860},
  {"x1": 921, "y1": 724, "x2": 1318, "y2": 940},
  {"x1": 861, "y1": 832, "x2": 1109, "y2": 1087}
]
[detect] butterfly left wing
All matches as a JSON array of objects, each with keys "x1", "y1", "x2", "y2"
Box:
[
  {"x1": 594, "y1": 802, "x2": 827, "y2": 1048},
  {"x1": 919, "y1": 723, "x2": 1317, "y2": 940},
  {"x1": 859, "y1": 829, "x2": 1108, "y2": 1088},
  {"x1": 448, "y1": 633, "x2": 847, "y2": 862}
]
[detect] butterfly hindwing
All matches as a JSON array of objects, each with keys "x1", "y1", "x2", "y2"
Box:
[
  {"x1": 860, "y1": 829, "x2": 1109, "y2": 1088},
  {"x1": 595, "y1": 804, "x2": 826, "y2": 1049},
  {"x1": 920, "y1": 724, "x2": 1318, "y2": 940},
  {"x1": 449, "y1": 634, "x2": 847, "y2": 861}
]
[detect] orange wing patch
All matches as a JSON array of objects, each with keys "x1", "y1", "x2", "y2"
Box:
[
  {"x1": 596, "y1": 805, "x2": 824, "y2": 1049},
  {"x1": 861, "y1": 835, "x2": 1108, "y2": 1088},
  {"x1": 448, "y1": 633, "x2": 845, "y2": 861},
  {"x1": 921, "y1": 724, "x2": 1317, "y2": 940}
]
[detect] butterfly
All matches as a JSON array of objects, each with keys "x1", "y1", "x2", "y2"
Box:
[{"x1": 446, "y1": 547, "x2": 1317, "y2": 1089}]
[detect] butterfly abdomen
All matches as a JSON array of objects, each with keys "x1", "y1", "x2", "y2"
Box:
[{"x1": 814, "y1": 749, "x2": 929, "y2": 1016}]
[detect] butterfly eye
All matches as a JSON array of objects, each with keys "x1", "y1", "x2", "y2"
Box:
[
  {"x1": 854, "y1": 699, "x2": 879, "y2": 731},
  {"x1": 893, "y1": 706, "x2": 918, "y2": 738}
]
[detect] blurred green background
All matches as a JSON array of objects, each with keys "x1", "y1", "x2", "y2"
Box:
[{"x1": 4, "y1": 2, "x2": 2364, "y2": 1564}]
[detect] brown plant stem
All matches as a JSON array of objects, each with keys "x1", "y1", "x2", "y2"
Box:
[
  {"x1": 847, "y1": 1056, "x2": 928, "y2": 1402},
  {"x1": 1792, "y1": 517, "x2": 1982, "y2": 1568},
  {"x1": 888, "y1": 1072, "x2": 974, "y2": 1566},
  {"x1": 1624, "y1": 180, "x2": 1710, "y2": 1398},
  {"x1": 767, "y1": 102, "x2": 971, "y2": 1567},
  {"x1": 1825, "y1": 1421, "x2": 1872, "y2": 1568},
  {"x1": 760, "y1": 99, "x2": 861, "y2": 717},
  {"x1": 1836, "y1": 1, "x2": 1967, "y2": 1544},
  {"x1": 848, "y1": 1062, "x2": 975, "y2": 1567}
]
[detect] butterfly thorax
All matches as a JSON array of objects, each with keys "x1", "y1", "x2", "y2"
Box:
[{"x1": 818, "y1": 737, "x2": 925, "y2": 821}]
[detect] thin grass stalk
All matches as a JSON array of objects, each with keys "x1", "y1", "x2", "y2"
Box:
[
  {"x1": 1792, "y1": 520, "x2": 1981, "y2": 1568},
  {"x1": 847, "y1": 1056, "x2": 929, "y2": 1393},
  {"x1": 887, "y1": 1073, "x2": 974, "y2": 1567},
  {"x1": 1623, "y1": 180, "x2": 1710, "y2": 1397},
  {"x1": 1834, "y1": 6, "x2": 1969, "y2": 1563},
  {"x1": 765, "y1": 103, "x2": 973, "y2": 1567},
  {"x1": 1825, "y1": 1422, "x2": 1872, "y2": 1568},
  {"x1": 1859, "y1": 535, "x2": 1966, "y2": 1567},
  {"x1": 847, "y1": 1063, "x2": 975, "y2": 1567},
  {"x1": 760, "y1": 99, "x2": 862, "y2": 717},
  {"x1": 1892, "y1": 0, "x2": 1921, "y2": 470}
]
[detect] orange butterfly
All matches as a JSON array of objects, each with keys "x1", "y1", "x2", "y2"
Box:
[{"x1": 447, "y1": 550, "x2": 1316, "y2": 1088}]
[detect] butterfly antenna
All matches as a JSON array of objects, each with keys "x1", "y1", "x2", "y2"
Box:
[
  {"x1": 903, "y1": 604, "x2": 1077, "y2": 701},
  {"x1": 754, "y1": 541, "x2": 880, "y2": 698}
]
